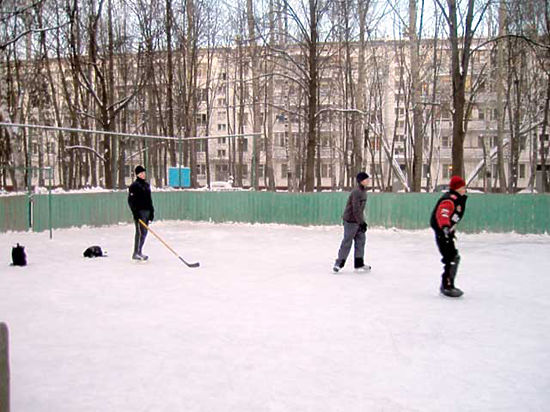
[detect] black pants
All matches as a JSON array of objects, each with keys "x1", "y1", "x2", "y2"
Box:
[
  {"x1": 133, "y1": 210, "x2": 151, "y2": 255},
  {"x1": 435, "y1": 233, "x2": 458, "y2": 265}
]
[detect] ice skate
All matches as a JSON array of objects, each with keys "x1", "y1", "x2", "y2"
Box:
[
  {"x1": 332, "y1": 259, "x2": 345, "y2": 274},
  {"x1": 354, "y1": 257, "x2": 371, "y2": 273},
  {"x1": 132, "y1": 253, "x2": 148, "y2": 261}
]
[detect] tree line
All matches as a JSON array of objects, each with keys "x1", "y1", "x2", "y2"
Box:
[{"x1": 1, "y1": 0, "x2": 549, "y2": 192}]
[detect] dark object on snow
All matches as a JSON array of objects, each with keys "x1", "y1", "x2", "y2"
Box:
[
  {"x1": 11, "y1": 243, "x2": 27, "y2": 266},
  {"x1": 83, "y1": 246, "x2": 105, "y2": 258}
]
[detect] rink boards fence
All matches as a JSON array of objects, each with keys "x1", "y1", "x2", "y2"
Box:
[{"x1": 1, "y1": 191, "x2": 549, "y2": 234}]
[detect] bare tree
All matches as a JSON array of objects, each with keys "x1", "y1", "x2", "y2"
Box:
[{"x1": 435, "y1": 0, "x2": 491, "y2": 177}]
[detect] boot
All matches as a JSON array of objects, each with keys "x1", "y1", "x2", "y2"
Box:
[
  {"x1": 440, "y1": 257, "x2": 463, "y2": 297},
  {"x1": 132, "y1": 253, "x2": 147, "y2": 261},
  {"x1": 354, "y1": 257, "x2": 371, "y2": 273},
  {"x1": 333, "y1": 259, "x2": 345, "y2": 273}
]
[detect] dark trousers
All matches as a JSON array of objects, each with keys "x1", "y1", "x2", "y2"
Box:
[
  {"x1": 133, "y1": 210, "x2": 151, "y2": 255},
  {"x1": 435, "y1": 233, "x2": 458, "y2": 265},
  {"x1": 336, "y1": 221, "x2": 366, "y2": 265},
  {"x1": 435, "y1": 232, "x2": 461, "y2": 287}
]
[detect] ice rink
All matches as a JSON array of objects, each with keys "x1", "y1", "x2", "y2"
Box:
[{"x1": 1, "y1": 221, "x2": 549, "y2": 411}]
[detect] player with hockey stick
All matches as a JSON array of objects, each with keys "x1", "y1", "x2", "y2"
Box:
[
  {"x1": 128, "y1": 165, "x2": 155, "y2": 261},
  {"x1": 430, "y1": 175, "x2": 468, "y2": 297}
]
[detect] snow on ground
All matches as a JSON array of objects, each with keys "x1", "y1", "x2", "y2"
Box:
[{"x1": 1, "y1": 222, "x2": 549, "y2": 412}]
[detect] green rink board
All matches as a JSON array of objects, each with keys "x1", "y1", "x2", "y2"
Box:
[
  {"x1": 0, "y1": 195, "x2": 28, "y2": 232},
  {"x1": 1, "y1": 191, "x2": 549, "y2": 234}
]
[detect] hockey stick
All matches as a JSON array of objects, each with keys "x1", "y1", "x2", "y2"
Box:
[{"x1": 138, "y1": 219, "x2": 200, "y2": 268}]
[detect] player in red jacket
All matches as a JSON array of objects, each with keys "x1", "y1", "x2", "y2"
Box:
[{"x1": 430, "y1": 176, "x2": 468, "y2": 297}]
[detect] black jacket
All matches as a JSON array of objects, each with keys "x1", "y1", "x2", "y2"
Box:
[
  {"x1": 128, "y1": 177, "x2": 154, "y2": 218},
  {"x1": 430, "y1": 190, "x2": 467, "y2": 234},
  {"x1": 342, "y1": 185, "x2": 367, "y2": 225}
]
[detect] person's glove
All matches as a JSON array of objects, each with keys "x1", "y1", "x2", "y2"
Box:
[
  {"x1": 359, "y1": 222, "x2": 368, "y2": 233},
  {"x1": 442, "y1": 226, "x2": 451, "y2": 240}
]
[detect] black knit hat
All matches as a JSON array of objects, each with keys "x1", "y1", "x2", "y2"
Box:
[
  {"x1": 356, "y1": 171, "x2": 370, "y2": 183},
  {"x1": 135, "y1": 165, "x2": 146, "y2": 175}
]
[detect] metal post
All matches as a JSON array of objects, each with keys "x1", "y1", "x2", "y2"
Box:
[
  {"x1": 0, "y1": 322, "x2": 9, "y2": 412},
  {"x1": 48, "y1": 167, "x2": 53, "y2": 239},
  {"x1": 179, "y1": 134, "x2": 183, "y2": 188}
]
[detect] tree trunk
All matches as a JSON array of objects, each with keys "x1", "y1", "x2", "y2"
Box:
[
  {"x1": 410, "y1": 0, "x2": 424, "y2": 191},
  {"x1": 247, "y1": 0, "x2": 261, "y2": 190},
  {"x1": 305, "y1": 0, "x2": 318, "y2": 192},
  {"x1": 496, "y1": 0, "x2": 507, "y2": 191}
]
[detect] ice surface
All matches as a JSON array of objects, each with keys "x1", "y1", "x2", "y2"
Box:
[{"x1": 1, "y1": 222, "x2": 549, "y2": 411}]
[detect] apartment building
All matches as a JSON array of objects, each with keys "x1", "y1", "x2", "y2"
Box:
[
  {"x1": 188, "y1": 39, "x2": 540, "y2": 191},
  {"x1": 5, "y1": 38, "x2": 545, "y2": 191}
]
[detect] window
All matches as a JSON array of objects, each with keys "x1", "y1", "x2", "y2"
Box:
[
  {"x1": 198, "y1": 164, "x2": 207, "y2": 176},
  {"x1": 441, "y1": 103, "x2": 451, "y2": 119},
  {"x1": 217, "y1": 98, "x2": 227, "y2": 107},
  {"x1": 217, "y1": 137, "x2": 227, "y2": 144},
  {"x1": 321, "y1": 164, "x2": 333, "y2": 178},
  {"x1": 198, "y1": 88, "x2": 208, "y2": 102},
  {"x1": 319, "y1": 132, "x2": 331, "y2": 147},
  {"x1": 395, "y1": 108, "x2": 405, "y2": 117},
  {"x1": 45, "y1": 142, "x2": 56, "y2": 154},
  {"x1": 196, "y1": 113, "x2": 207, "y2": 126},
  {"x1": 276, "y1": 114, "x2": 286, "y2": 123},
  {"x1": 519, "y1": 164, "x2": 526, "y2": 179},
  {"x1": 274, "y1": 132, "x2": 287, "y2": 147},
  {"x1": 442, "y1": 163, "x2": 452, "y2": 179},
  {"x1": 238, "y1": 138, "x2": 248, "y2": 152},
  {"x1": 442, "y1": 136, "x2": 451, "y2": 148},
  {"x1": 478, "y1": 109, "x2": 484, "y2": 120},
  {"x1": 217, "y1": 124, "x2": 226, "y2": 132},
  {"x1": 281, "y1": 163, "x2": 288, "y2": 178},
  {"x1": 238, "y1": 112, "x2": 249, "y2": 125},
  {"x1": 196, "y1": 140, "x2": 207, "y2": 152},
  {"x1": 215, "y1": 164, "x2": 229, "y2": 181},
  {"x1": 217, "y1": 149, "x2": 226, "y2": 157}
]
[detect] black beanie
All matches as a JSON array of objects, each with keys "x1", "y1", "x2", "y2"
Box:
[
  {"x1": 356, "y1": 172, "x2": 369, "y2": 183},
  {"x1": 135, "y1": 165, "x2": 146, "y2": 175}
]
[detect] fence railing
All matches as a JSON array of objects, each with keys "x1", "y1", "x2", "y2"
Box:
[{"x1": 1, "y1": 191, "x2": 549, "y2": 234}]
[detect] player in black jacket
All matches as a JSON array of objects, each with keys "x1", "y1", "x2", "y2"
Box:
[
  {"x1": 128, "y1": 165, "x2": 155, "y2": 260},
  {"x1": 430, "y1": 176, "x2": 468, "y2": 297}
]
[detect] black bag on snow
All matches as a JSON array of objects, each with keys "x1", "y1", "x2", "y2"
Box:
[
  {"x1": 83, "y1": 245, "x2": 105, "y2": 258},
  {"x1": 12, "y1": 243, "x2": 27, "y2": 266}
]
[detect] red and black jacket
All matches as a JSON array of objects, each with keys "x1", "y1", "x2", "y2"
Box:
[{"x1": 430, "y1": 190, "x2": 467, "y2": 234}]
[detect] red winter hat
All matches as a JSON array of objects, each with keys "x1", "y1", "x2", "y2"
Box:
[{"x1": 449, "y1": 175, "x2": 466, "y2": 191}]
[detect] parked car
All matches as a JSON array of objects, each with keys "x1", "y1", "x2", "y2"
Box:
[{"x1": 433, "y1": 184, "x2": 448, "y2": 192}]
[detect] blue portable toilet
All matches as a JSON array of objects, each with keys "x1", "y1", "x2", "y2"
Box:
[{"x1": 168, "y1": 167, "x2": 191, "y2": 188}]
